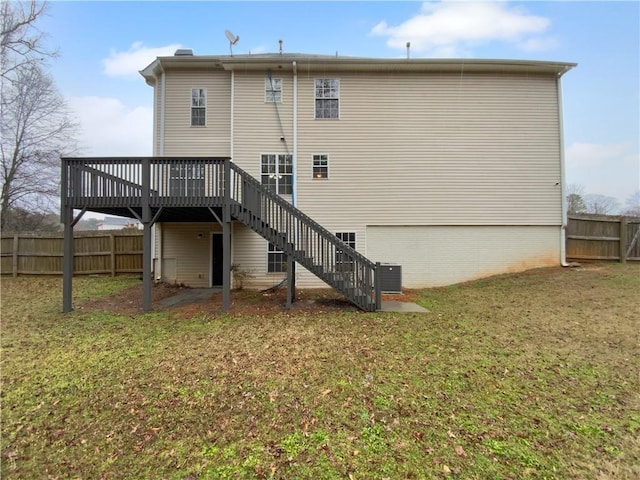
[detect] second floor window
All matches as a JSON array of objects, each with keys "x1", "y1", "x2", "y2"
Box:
[
  {"x1": 191, "y1": 88, "x2": 206, "y2": 126},
  {"x1": 265, "y1": 77, "x2": 282, "y2": 103},
  {"x1": 261, "y1": 154, "x2": 292, "y2": 195},
  {"x1": 315, "y1": 78, "x2": 339, "y2": 119}
]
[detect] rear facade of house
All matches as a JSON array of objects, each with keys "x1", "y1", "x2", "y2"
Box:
[{"x1": 141, "y1": 52, "x2": 575, "y2": 291}]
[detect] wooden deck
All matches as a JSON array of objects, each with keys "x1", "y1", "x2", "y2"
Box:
[{"x1": 61, "y1": 156, "x2": 381, "y2": 314}]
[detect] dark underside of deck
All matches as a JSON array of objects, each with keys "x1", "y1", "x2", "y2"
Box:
[{"x1": 87, "y1": 206, "x2": 224, "y2": 223}]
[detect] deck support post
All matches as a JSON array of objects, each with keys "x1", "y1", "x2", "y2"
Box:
[
  {"x1": 62, "y1": 205, "x2": 74, "y2": 313},
  {"x1": 142, "y1": 157, "x2": 153, "y2": 312},
  {"x1": 374, "y1": 262, "x2": 382, "y2": 311},
  {"x1": 222, "y1": 159, "x2": 232, "y2": 311},
  {"x1": 286, "y1": 256, "x2": 296, "y2": 308}
]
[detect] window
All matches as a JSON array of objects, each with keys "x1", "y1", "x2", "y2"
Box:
[
  {"x1": 169, "y1": 164, "x2": 205, "y2": 196},
  {"x1": 336, "y1": 232, "x2": 355, "y2": 271},
  {"x1": 191, "y1": 88, "x2": 206, "y2": 126},
  {"x1": 312, "y1": 154, "x2": 328, "y2": 179},
  {"x1": 267, "y1": 243, "x2": 286, "y2": 273},
  {"x1": 265, "y1": 77, "x2": 282, "y2": 103},
  {"x1": 261, "y1": 154, "x2": 293, "y2": 195},
  {"x1": 315, "y1": 79, "x2": 339, "y2": 119}
]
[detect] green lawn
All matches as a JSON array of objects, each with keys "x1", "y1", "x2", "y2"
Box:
[{"x1": 1, "y1": 264, "x2": 639, "y2": 479}]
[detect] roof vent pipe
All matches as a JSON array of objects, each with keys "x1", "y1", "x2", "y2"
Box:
[
  {"x1": 406, "y1": 42, "x2": 411, "y2": 59},
  {"x1": 279, "y1": 39, "x2": 283, "y2": 55}
]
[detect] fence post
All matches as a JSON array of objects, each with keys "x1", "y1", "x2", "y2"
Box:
[
  {"x1": 12, "y1": 235, "x2": 19, "y2": 277},
  {"x1": 620, "y1": 217, "x2": 627, "y2": 264},
  {"x1": 110, "y1": 233, "x2": 116, "y2": 276}
]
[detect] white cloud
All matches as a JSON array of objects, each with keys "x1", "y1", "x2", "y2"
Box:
[
  {"x1": 102, "y1": 42, "x2": 181, "y2": 78},
  {"x1": 68, "y1": 96, "x2": 152, "y2": 156},
  {"x1": 371, "y1": 1, "x2": 553, "y2": 56},
  {"x1": 565, "y1": 142, "x2": 628, "y2": 169}
]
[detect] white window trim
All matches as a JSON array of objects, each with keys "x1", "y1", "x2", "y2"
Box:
[
  {"x1": 267, "y1": 242, "x2": 286, "y2": 274},
  {"x1": 265, "y1": 77, "x2": 283, "y2": 103},
  {"x1": 314, "y1": 78, "x2": 340, "y2": 120},
  {"x1": 260, "y1": 153, "x2": 293, "y2": 195},
  {"x1": 312, "y1": 154, "x2": 329, "y2": 179},
  {"x1": 335, "y1": 231, "x2": 356, "y2": 270},
  {"x1": 190, "y1": 88, "x2": 207, "y2": 127}
]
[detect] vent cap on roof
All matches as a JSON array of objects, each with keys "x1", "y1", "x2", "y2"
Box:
[{"x1": 174, "y1": 49, "x2": 194, "y2": 56}]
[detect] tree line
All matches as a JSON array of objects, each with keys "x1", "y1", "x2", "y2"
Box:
[{"x1": 566, "y1": 184, "x2": 640, "y2": 217}]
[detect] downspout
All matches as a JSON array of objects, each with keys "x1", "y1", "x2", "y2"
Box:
[
  {"x1": 292, "y1": 61, "x2": 299, "y2": 285},
  {"x1": 557, "y1": 74, "x2": 569, "y2": 267},
  {"x1": 230, "y1": 69, "x2": 235, "y2": 160},
  {"x1": 152, "y1": 66, "x2": 166, "y2": 280},
  {"x1": 292, "y1": 61, "x2": 298, "y2": 208}
]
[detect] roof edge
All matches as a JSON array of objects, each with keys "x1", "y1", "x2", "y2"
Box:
[{"x1": 140, "y1": 54, "x2": 576, "y2": 83}]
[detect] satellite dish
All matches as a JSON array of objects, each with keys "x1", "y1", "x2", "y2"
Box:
[{"x1": 225, "y1": 29, "x2": 239, "y2": 56}]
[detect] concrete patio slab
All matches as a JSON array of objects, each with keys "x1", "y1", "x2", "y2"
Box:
[
  {"x1": 159, "y1": 288, "x2": 220, "y2": 308},
  {"x1": 379, "y1": 301, "x2": 429, "y2": 313}
]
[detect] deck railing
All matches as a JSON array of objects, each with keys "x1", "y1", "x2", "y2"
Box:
[
  {"x1": 61, "y1": 157, "x2": 381, "y2": 311},
  {"x1": 62, "y1": 157, "x2": 227, "y2": 209}
]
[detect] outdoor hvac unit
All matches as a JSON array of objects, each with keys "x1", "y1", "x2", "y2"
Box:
[{"x1": 379, "y1": 264, "x2": 402, "y2": 293}]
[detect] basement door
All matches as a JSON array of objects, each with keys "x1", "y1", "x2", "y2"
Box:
[{"x1": 210, "y1": 233, "x2": 223, "y2": 287}]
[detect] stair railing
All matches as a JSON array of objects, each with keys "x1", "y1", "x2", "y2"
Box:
[{"x1": 227, "y1": 160, "x2": 381, "y2": 311}]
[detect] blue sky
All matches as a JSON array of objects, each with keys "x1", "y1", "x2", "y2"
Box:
[{"x1": 40, "y1": 1, "x2": 639, "y2": 208}]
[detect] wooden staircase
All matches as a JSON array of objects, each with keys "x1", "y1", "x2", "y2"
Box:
[{"x1": 228, "y1": 162, "x2": 381, "y2": 311}]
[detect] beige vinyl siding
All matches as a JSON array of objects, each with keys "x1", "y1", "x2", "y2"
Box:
[
  {"x1": 295, "y1": 71, "x2": 562, "y2": 227},
  {"x1": 232, "y1": 223, "x2": 286, "y2": 289},
  {"x1": 232, "y1": 72, "x2": 294, "y2": 187},
  {"x1": 163, "y1": 70, "x2": 231, "y2": 156},
  {"x1": 160, "y1": 223, "x2": 222, "y2": 287},
  {"x1": 155, "y1": 65, "x2": 565, "y2": 289},
  {"x1": 366, "y1": 225, "x2": 560, "y2": 287}
]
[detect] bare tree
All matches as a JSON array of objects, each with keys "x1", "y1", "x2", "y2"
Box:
[
  {"x1": 1, "y1": 63, "x2": 77, "y2": 227},
  {"x1": 623, "y1": 190, "x2": 640, "y2": 217},
  {"x1": 1, "y1": 0, "x2": 77, "y2": 230},
  {"x1": 1, "y1": 0, "x2": 54, "y2": 80},
  {"x1": 584, "y1": 194, "x2": 620, "y2": 215}
]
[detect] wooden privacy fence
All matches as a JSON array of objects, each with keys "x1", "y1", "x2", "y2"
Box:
[
  {"x1": 1, "y1": 231, "x2": 143, "y2": 276},
  {"x1": 566, "y1": 214, "x2": 640, "y2": 263}
]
